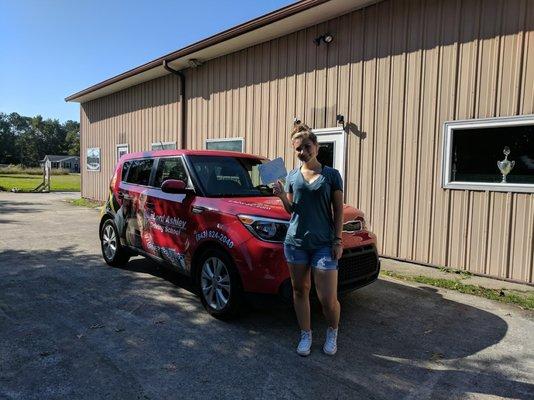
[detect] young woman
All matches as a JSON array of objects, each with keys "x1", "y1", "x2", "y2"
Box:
[{"x1": 273, "y1": 123, "x2": 344, "y2": 356}]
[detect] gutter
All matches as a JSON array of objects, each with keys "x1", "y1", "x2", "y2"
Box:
[{"x1": 162, "y1": 60, "x2": 187, "y2": 149}]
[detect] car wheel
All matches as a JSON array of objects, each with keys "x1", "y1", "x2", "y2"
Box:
[
  {"x1": 197, "y1": 248, "x2": 242, "y2": 319},
  {"x1": 100, "y1": 219, "x2": 130, "y2": 267}
]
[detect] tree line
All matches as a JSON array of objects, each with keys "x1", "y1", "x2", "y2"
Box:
[{"x1": 0, "y1": 112, "x2": 79, "y2": 167}]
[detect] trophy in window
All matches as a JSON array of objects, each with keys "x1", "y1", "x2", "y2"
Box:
[{"x1": 497, "y1": 146, "x2": 515, "y2": 183}]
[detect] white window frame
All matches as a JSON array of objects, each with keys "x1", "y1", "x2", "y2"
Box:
[
  {"x1": 151, "y1": 141, "x2": 176, "y2": 151},
  {"x1": 205, "y1": 137, "x2": 245, "y2": 152},
  {"x1": 310, "y1": 127, "x2": 346, "y2": 185},
  {"x1": 116, "y1": 143, "x2": 129, "y2": 163},
  {"x1": 442, "y1": 115, "x2": 534, "y2": 193}
]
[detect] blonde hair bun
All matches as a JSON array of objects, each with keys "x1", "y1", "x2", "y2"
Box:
[{"x1": 290, "y1": 122, "x2": 317, "y2": 144}]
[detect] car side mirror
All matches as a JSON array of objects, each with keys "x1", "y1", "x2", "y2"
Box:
[{"x1": 161, "y1": 179, "x2": 191, "y2": 194}]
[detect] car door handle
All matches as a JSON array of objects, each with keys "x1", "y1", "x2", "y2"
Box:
[
  {"x1": 192, "y1": 205, "x2": 207, "y2": 214},
  {"x1": 145, "y1": 202, "x2": 155, "y2": 209}
]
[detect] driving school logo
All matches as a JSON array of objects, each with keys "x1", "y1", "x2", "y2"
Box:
[
  {"x1": 195, "y1": 230, "x2": 234, "y2": 249},
  {"x1": 145, "y1": 212, "x2": 187, "y2": 235}
]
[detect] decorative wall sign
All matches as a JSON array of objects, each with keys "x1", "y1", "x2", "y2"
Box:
[{"x1": 87, "y1": 147, "x2": 101, "y2": 171}]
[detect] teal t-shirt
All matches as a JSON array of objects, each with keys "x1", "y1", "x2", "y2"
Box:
[{"x1": 284, "y1": 166, "x2": 343, "y2": 250}]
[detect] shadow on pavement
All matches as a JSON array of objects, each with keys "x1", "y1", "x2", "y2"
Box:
[
  {"x1": 0, "y1": 247, "x2": 532, "y2": 400},
  {"x1": 0, "y1": 199, "x2": 46, "y2": 214}
]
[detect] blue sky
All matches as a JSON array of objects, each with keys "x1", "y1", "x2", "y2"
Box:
[{"x1": 0, "y1": 0, "x2": 293, "y2": 123}]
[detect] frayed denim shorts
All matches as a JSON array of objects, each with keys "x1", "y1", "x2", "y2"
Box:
[{"x1": 283, "y1": 244, "x2": 338, "y2": 270}]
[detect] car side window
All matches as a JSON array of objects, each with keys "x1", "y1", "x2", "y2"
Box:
[
  {"x1": 154, "y1": 157, "x2": 188, "y2": 188},
  {"x1": 121, "y1": 161, "x2": 131, "y2": 181},
  {"x1": 125, "y1": 159, "x2": 154, "y2": 186}
]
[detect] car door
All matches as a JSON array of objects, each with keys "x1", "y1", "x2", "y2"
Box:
[
  {"x1": 147, "y1": 156, "x2": 196, "y2": 273},
  {"x1": 120, "y1": 158, "x2": 155, "y2": 251}
]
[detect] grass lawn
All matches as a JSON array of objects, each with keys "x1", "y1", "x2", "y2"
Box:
[
  {"x1": 0, "y1": 173, "x2": 80, "y2": 192},
  {"x1": 381, "y1": 270, "x2": 534, "y2": 310}
]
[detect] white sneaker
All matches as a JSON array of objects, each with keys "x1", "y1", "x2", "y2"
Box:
[
  {"x1": 297, "y1": 330, "x2": 312, "y2": 356},
  {"x1": 323, "y1": 327, "x2": 338, "y2": 355}
]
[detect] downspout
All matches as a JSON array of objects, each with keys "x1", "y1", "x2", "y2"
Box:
[{"x1": 163, "y1": 60, "x2": 186, "y2": 149}]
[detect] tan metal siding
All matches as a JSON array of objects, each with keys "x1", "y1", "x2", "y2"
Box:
[
  {"x1": 80, "y1": 0, "x2": 533, "y2": 283},
  {"x1": 80, "y1": 74, "x2": 182, "y2": 201}
]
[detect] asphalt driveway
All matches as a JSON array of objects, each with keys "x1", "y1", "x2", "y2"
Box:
[{"x1": 0, "y1": 192, "x2": 533, "y2": 400}]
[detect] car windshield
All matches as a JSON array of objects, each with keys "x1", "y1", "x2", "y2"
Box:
[{"x1": 187, "y1": 155, "x2": 273, "y2": 197}]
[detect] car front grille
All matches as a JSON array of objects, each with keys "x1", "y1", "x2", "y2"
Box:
[{"x1": 338, "y1": 245, "x2": 379, "y2": 285}]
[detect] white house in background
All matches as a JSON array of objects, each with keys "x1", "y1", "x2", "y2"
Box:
[{"x1": 41, "y1": 155, "x2": 80, "y2": 173}]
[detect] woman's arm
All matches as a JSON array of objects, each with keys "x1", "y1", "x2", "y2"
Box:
[
  {"x1": 273, "y1": 180, "x2": 293, "y2": 214},
  {"x1": 332, "y1": 190, "x2": 344, "y2": 260}
]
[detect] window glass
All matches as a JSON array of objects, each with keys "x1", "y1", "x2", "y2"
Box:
[
  {"x1": 451, "y1": 125, "x2": 534, "y2": 184},
  {"x1": 121, "y1": 161, "x2": 131, "y2": 181},
  {"x1": 117, "y1": 144, "x2": 128, "y2": 162},
  {"x1": 189, "y1": 155, "x2": 270, "y2": 196},
  {"x1": 154, "y1": 157, "x2": 188, "y2": 188},
  {"x1": 151, "y1": 142, "x2": 176, "y2": 151},
  {"x1": 317, "y1": 142, "x2": 335, "y2": 168},
  {"x1": 206, "y1": 139, "x2": 244, "y2": 152},
  {"x1": 125, "y1": 159, "x2": 154, "y2": 186}
]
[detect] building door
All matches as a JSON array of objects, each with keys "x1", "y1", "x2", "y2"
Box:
[{"x1": 312, "y1": 127, "x2": 346, "y2": 184}]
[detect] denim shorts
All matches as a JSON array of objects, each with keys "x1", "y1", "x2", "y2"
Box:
[{"x1": 283, "y1": 244, "x2": 338, "y2": 270}]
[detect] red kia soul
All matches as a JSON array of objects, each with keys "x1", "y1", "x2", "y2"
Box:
[{"x1": 99, "y1": 150, "x2": 380, "y2": 318}]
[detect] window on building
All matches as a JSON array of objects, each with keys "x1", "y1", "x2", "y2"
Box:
[
  {"x1": 154, "y1": 157, "x2": 188, "y2": 188},
  {"x1": 117, "y1": 144, "x2": 129, "y2": 162},
  {"x1": 151, "y1": 141, "x2": 176, "y2": 151},
  {"x1": 64, "y1": 162, "x2": 71, "y2": 168},
  {"x1": 124, "y1": 159, "x2": 154, "y2": 186},
  {"x1": 443, "y1": 116, "x2": 534, "y2": 193},
  {"x1": 205, "y1": 138, "x2": 244, "y2": 152}
]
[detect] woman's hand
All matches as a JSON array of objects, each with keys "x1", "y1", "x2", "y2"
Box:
[
  {"x1": 272, "y1": 180, "x2": 286, "y2": 199},
  {"x1": 332, "y1": 242, "x2": 343, "y2": 261}
]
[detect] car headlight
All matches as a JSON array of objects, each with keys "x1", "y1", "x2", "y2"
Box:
[{"x1": 238, "y1": 215, "x2": 289, "y2": 242}]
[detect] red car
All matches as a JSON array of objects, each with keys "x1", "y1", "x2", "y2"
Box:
[{"x1": 99, "y1": 150, "x2": 380, "y2": 318}]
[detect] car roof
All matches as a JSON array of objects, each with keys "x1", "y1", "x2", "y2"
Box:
[{"x1": 121, "y1": 149, "x2": 268, "y2": 162}]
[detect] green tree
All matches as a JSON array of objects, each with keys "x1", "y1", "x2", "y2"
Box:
[
  {"x1": 0, "y1": 113, "x2": 17, "y2": 164},
  {"x1": 0, "y1": 113, "x2": 80, "y2": 165}
]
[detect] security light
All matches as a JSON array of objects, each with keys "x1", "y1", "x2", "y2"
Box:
[{"x1": 313, "y1": 33, "x2": 334, "y2": 46}]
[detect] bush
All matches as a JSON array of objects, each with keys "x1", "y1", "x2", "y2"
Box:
[{"x1": 0, "y1": 164, "x2": 70, "y2": 175}]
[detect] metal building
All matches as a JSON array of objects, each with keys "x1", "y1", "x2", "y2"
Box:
[{"x1": 66, "y1": 0, "x2": 534, "y2": 284}]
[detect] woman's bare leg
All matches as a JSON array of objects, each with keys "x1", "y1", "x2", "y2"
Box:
[
  {"x1": 288, "y1": 263, "x2": 312, "y2": 331},
  {"x1": 313, "y1": 269, "x2": 340, "y2": 329}
]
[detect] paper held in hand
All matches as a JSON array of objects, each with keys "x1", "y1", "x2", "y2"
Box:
[{"x1": 258, "y1": 157, "x2": 287, "y2": 185}]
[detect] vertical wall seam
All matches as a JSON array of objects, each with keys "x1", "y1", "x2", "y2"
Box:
[
  {"x1": 428, "y1": 0, "x2": 445, "y2": 263},
  {"x1": 516, "y1": 0, "x2": 528, "y2": 115},
  {"x1": 494, "y1": 0, "x2": 505, "y2": 115},
  {"x1": 382, "y1": 1, "x2": 393, "y2": 249},
  {"x1": 472, "y1": 0, "x2": 483, "y2": 119},
  {"x1": 411, "y1": 0, "x2": 426, "y2": 260},
  {"x1": 396, "y1": 0, "x2": 410, "y2": 257}
]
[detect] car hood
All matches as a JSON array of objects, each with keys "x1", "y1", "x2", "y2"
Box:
[
  {"x1": 217, "y1": 197, "x2": 290, "y2": 220},
  {"x1": 199, "y1": 196, "x2": 365, "y2": 222}
]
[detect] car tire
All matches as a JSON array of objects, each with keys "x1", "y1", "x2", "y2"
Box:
[
  {"x1": 197, "y1": 248, "x2": 242, "y2": 320},
  {"x1": 100, "y1": 218, "x2": 130, "y2": 267}
]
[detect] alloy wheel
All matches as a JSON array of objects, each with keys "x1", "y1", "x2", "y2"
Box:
[
  {"x1": 201, "y1": 257, "x2": 231, "y2": 310},
  {"x1": 102, "y1": 224, "x2": 117, "y2": 260}
]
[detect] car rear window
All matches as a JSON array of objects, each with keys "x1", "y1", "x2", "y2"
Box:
[
  {"x1": 154, "y1": 157, "x2": 188, "y2": 188},
  {"x1": 124, "y1": 159, "x2": 154, "y2": 186}
]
